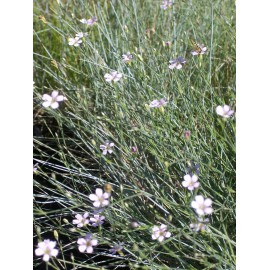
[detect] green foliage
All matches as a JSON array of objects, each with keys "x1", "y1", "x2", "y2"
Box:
[{"x1": 34, "y1": 0, "x2": 235, "y2": 269}]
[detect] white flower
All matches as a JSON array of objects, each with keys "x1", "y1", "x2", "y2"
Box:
[
  {"x1": 152, "y1": 224, "x2": 171, "y2": 242},
  {"x1": 191, "y1": 195, "x2": 213, "y2": 216},
  {"x1": 80, "y1": 17, "x2": 97, "y2": 26},
  {"x1": 122, "y1": 52, "x2": 133, "y2": 63},
  {"x1": 190, "y1": 217, "x2": 209, "y2": 232},
  {"x1": 190, "y1": 44, "x2": 207, "y2": 55},
  {"x1": 35, "y1": 239, "x2": 58, "y2": 262},
  {"x1": 42, "y1": 91, "x2": 66, "y2": 109},
  {"x1": 90, "y1": 215, "x2": 105, "y2": 227},
  {"x1": 77, "y1": 234, "x2": 98, "y2": 253},
  {"x1": 169, "y1": 57, "x2": 187, "y2": 69},
  {"x1": 75, "y1": 32, "x2": 88, "y2": 38},
  {"x1": 149, "y1": 98, "x2": 168, "y2": 108},
  {"x1": 100, "y1": 141, "x2": 114, "y2": 155},
  {"x1": 182, "y1": 174, "x2": 200, "y2": 191},
  {"x1": 89, "y1": 188, "x2": 110, "y2": 208},
  {"x1": 68, "y1": 37, "x2": 82, "y2": 47},
  {"x1": 104, "y1": 71, "x2": 122, "y2": 83},
  {"x1": 216, "y1": 105, "x2": 234, "y2": 118},
  {"x1": 160, "y1": 0, "x2": 173, "y2": 10},
  {"x1": 72, "y1": 213, "x2": 90, "y2": 228}
]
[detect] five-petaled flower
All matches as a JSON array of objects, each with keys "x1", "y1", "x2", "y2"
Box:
[
  {"x1": 68, "y1": 37, "x2": 82, "y2": 47},
  {"x1": 191, "y1": 195, "x2": 213, "y2": 216},
  {"x1": 169, "y1": 57, "x2": 187, "y2": 69},
  {"x1": 77, "y1": 234, "x2": 98, "y2": 253},
  {"x1": 72, "y1": 213, "x2": 90, "y2": 228},
  {"x1": 35, "y1": 239, "x2": 59, "y2": 262},
  {"x1": 100, "y1": 141, "x2": 114, "y2": 155},
  {"x1": 80, "y1": 17, "x2": 97, "y2": 26},
  {"x1": 190, "y1": 217, "x2": 209, "y2": 232},
  {"x1": 149, "y1": 98, "x2": 168, "y2": 108},
  {"x1": 152, "y1": 224, "x2": 171, "y2": 242},
  {"x1": 160, "y1": 0, "x2": 173, "y2": 10},
  {"x1": 89, "y1": 188, "x2": 110, "y2": 208},
  {"x1": 216, "y1": 105, "x2": 234, "y2": 118},
  {"x1": 191, "y1": 44, "x2": 207, "y2": 55},
  {"x1": 104, "y1": 71, "x2": 122, "y2": 83},
  {"x1": 90, "y1": 215, "x2": 105, "y2": 227},
  {"x1": 75, "y1": 32, "x2": 88, "y2": 38},
  {"x1": 42, "y1": 91, "x2": 66, "y2": 109},
  {"x1": 182, "y1": 174, "x2": 200, "y2": 191},
  {"x1": 122, "y1": 52, "x2": 133, "y2": 63}
]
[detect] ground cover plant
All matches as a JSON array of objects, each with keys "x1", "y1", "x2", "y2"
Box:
[{"x1": 33, "y1": 0, "x2": 236, "y2": 269}]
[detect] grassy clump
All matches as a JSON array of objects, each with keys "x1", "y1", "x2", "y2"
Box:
[{"x1": 34, "y1": 0, "x2": 235, "y2": 269}]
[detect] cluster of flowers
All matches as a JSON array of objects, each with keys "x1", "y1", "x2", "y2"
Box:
[
  {"x1": 42, "y1": 13, "x2": 234, "y2": 116},
  {"x1": 181, "y1": 164, "x2": 213, "y2": 231},
  {"x1": 36, "y1": 2, "x2": 235, "y2": 263},
  {"x1": 35, "y1": 188, "x2": 111, "y2": 261},
  {"x1": 68, "y1": 17, "x2": 97, "y2": 47}
]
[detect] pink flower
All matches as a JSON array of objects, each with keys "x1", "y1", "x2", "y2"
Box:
[
  {"x1": 104, "y1": 71, "x2": 122, "y2": 83},
  {"x1": 72, "y1": 213, "x2": 90, "y2": 228},
  {"x1": 149, "y1": 98, "x2": 168, "y2": 108},
  {"x1": 35, "y1": 239, "x2": 58, "y2": 262},
  {"x1": 152, "y1": 224, "x2": 171, "y2": 242},
  {"x1": 80, "y1": 17, "x2": 97, "y2": 26},
  {"x1": 90, "y1": 215, "x2": 105, "y2": 227},
  {"x1": 182, "y1": 174, "x2": 200, "y2": 191},
  {"x1": 89, "y1": 188, "x2": 110, "y2": 208},
  {"x1": 77, "y1": 234, "x2": 98, "y2": 253},
  {"x1": 68, "y1": 37, "x2": 82, "y2": 47},
  {"x1": 100, "y1": 141, "x2": 114, "y2": 155},
  {"x1": 216, "y1": 105, "x2": 234, "y2": 118},
  {"x1": 191, "y1": 195, "x2": 213, "y2": 216},
  {"x1": 42, "y1": 91, "x2": 66, "y2": 109}
]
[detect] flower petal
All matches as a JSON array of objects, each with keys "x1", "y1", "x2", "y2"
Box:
[
  {"x1": 91, "y1": 239, "x2": 98, "y2": 246},
  {"x1": 216, "y1": 106, "x2": 224, "y2": 116},
  {"x1": 35, "y1": 248, "x2": 44, "y2": 256},
  {"x1": 89, "y1": 194, "x2": 98, "y2": 201},
  {"x1": 93, "y1": 201, "x2": 101, "y2": 207},
  {"x1": 96, "y1": 188, "x2": 103, "y2": 196},
  {"x1": 56, "y1": 95, "x2": 65, "y2": 102},
  {"x1": 86, "y1": 246, "x2": 93, "y2": 253},
  {"x1": 101, "y1": 200, "x2": 109, "y2": 207},
  {"x1": 103, "y1": 192, "x2": 110, "y2": 199},
  {"x1": 50, "y1": 249, "x2": 58, "y2": 257},
  {"x1": 195, "y1": 195, "x2": 204, "y2": 204},
  {"x1": 51, "y1": 102, "x2": 59, "y2": 109},
  {"x1": 51, "y1": 91, "x2": 59, "y2": 98},
  {"x1": 196, "y1": 209, "x2": 204, "y2": 216},
  {"x1": 204, "y1": 207, "x2": 213, "y2": 214},
  {"x1": 78, "y1": 245, "x2": 87, "y2": 253},
  {"x1": 42, "y1": 101, "x2": 51, "y2": 108},
  {"x1": 184, "y1": 174, "x2": 191, "y2": 181},
  {"x1": 43, "y1": 254, "x2": 50, "y2": 262},
  {"x1": 42, "y1": 94, "x2": 52, "y2": 101},
  {"x1": 160, "y1": 224, "x2": 167, "y2": 230},
  {"x1": 158, "y1": 236, "x2": 165, "y2": 242},
  {"x1": 77, "y1": 238, "x2": 86, "y2": 245},
  {"x1": 191, "y1": 201, "x2": 198, "y2": 209},
  {"x1": 204, "y1": 198, "x2": 212, "y2": 207}
]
